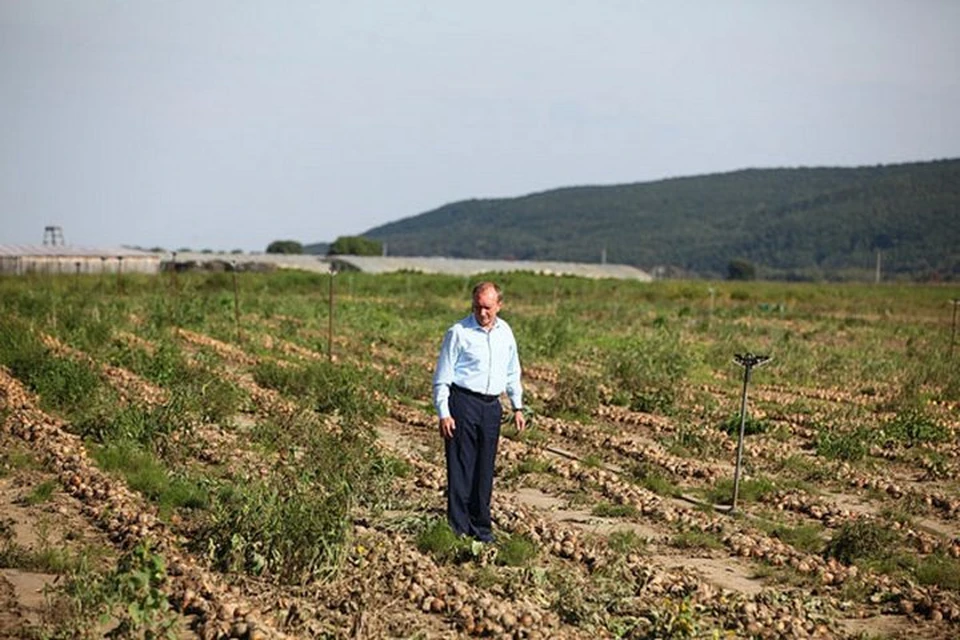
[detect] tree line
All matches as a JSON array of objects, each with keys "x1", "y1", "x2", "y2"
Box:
[{"x1": 358, "y1": 159, "x2": 960, "y2": 280}]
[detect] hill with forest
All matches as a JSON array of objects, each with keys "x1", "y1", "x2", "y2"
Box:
[{"x1": 360, "y1": 159, "x2": 960, "y2": 280}]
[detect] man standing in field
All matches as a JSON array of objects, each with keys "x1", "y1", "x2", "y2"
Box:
[{"x1": 433, "y1": 281, "x2": 525, "y2": 542}]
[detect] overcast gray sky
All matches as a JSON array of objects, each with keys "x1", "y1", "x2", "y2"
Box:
[{"x1": 1, "y1": 1, "x2": 957, "y2": 252}]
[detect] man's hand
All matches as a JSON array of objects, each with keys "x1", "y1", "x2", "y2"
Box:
[
  {"x1": 513, "y1": 409, "x2": 526, "y2": 433},
  {"x1": 439, "y1": 416, "x2": 456, "y2": 440}
]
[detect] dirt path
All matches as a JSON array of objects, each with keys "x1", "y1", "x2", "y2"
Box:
[
  {"x1": 0, "y1": 572, "x2": 28, "y2": 640},
  {"x1": 0, "y1": 434, "x2": 93, "y2": 637}
]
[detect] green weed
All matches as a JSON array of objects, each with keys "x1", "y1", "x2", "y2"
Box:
[
  {"x1": 705, "y1": 476, "x2": 776, "y2": 506},
  {"x1": 24, "y1": 479, "x2": 58, "y2": 506},
  {"x1": 545, "y1": 366, "x2": 601, "y2": 419},
  {"x1": 199, "y1": 413, "x2": 387, "y2": 582},
  {"x1": 671, "y1": 530, "x2": 723, "y2": 551},
  {"x1": 496, "y1": 533, "x2": 538, "y2": 567},
  {"x1": 909, "y1": 448, "x2": 951, "y2": 479},
  {"x1": 415, "y1": 518, "x2": 477, "y2": 564},
  {"x1": 513, "y1": 457, "x2": 552, "y2": 476},
  {"x1": 916, "y1": 553, "x2": 960, "y2": 591},
  {"x1": 581, "y1": 453, "x2": 604, "y2": 468},
  {"x1": 202, "y1": 472, "x2": 350, "y2": 582},
  {"x1": 44, "y1": 541, "x2": 178, "y2": 640},
  {"x1": 877, "y1": 506, "x2": 915, "y2": 528},
  {"x1": 835, "y1": 576, "x2": 874, "y2": 604},
  {"x1": 191, "y1": 374, "x2": 247, "y2": 424},
  {"x1": 546, "y1": 569, "x2": 592, "y2": 626},
  {"x1": 513, "y1": 312, "x2": 577, "y2": 359},
  {"x1": 247, "y1": 408, "x2": 313, "y2": 453},
  {"x1": 253, "y1": 360, "x2": 384, "y2": 424},
  {"x1": 824, "y1": 519, "x2": 900, "y2": 566},
  {"x1": 881, "y1": 406, "x2": 949, "y2": 447},
  {"x1": 0, "y1": 324, "x2": 107, "y2": 416},
  {"x1": 628, "y1": 462, "x2": 679, "y2": 497},
  {"x1": 815, "y1": 427, "x2": 872, "y2": 461},
  {"x1": 107, "y1": 541, "x2": 178, "y2": 637},
  {"x1": 773, "y1": 454, "x2": 833, "y2": 483},
  {"x1": 373, "y1": 454, "x2": 412, "y2": 479},
  {"x1": 769, "y1": 522, "x2": 825, "y2": 554},
  {"x1": 503, "y1": 421, "x2": 549, "y2": 445},
  {"x1": 606, "y1": 331, "x2": 692, "y2": 415},
  {"x1": 593, "y1": 502, "x2": 639, "y2": 518},
  {"x1": 638, "y1": 597, "x2": 702, "y2": 640},
  {"x1": 0, "y1": 518, "x2": 84, "y2": 574},
  {"x1": 73, "y1": 400, "x2": 190, "y2": 449},
  {"x1": 607, "y1": 529, "x2": 646, "y2": 555},
  {"x1": 381, "y1": 366, "x2": 431, "y2": 404},
  {"x1": 363, "y1": 452, "x2": 414, "y2": 512},
  {"x1": 718, "y1": 413, "x2": 771, "y2": 437},
  {"x1": 664, "y1": 424, "x2": 719, "y2": 459},
  {"x1": 0, "y1": 445, "x2": 40, "y2": 476},
  {"x1": 546, "y1": 566, "x2": 635, "y2": 629},
  {"x1": 58, "y1": 306, "x2": 115, "y2": 354},
  {"x1": 468, "y1": 564, "x2": 501, "y2": 590},
  {"x1": 91, "y1": 443, "x2": 207, "y2": 516}
]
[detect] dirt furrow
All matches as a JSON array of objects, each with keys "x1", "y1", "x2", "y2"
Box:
[
  {"x1": 164, "y1": 331, "x2": 592, "y2": 637},
  {"x1": 39, "y1": 333, "x2": 168, "y2": 407},
  {"x1": 147, "y1": 327, "x2": 960, "y2": 637},
  {"x1": 0, "y1": 366, "x2": 290, "y2": 640}
]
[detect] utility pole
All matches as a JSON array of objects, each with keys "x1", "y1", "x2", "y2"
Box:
[
  {"x1": 231, "y1": 261, "x2": 242, "y2": 343},
  {"x1": 328, "y1": 263, "x2": 336, "y2": 361},
  {"x1": 951, "y1": 299, "x2": 960, "y2": 358},
  {"x1": 731, "y1": 353, "x2": 772, "y2": 512}
]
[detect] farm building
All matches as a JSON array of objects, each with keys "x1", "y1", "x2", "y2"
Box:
[
  {"x1": 0, "y1": 245, "x2": 162, "y2": 275},
  {"x1": 167, "y1": 251, "x2": 319, "y2": 272},
  {"x1": 324, "y1": 255, "x2": 654, "y2": 280},
  {"x1": 160, "y1": 252, "x2": 653, "y2": 280}
]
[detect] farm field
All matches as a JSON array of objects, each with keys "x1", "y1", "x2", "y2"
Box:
[{"x1": 1, "y1": 270, "x2": 959, "y2": 640}]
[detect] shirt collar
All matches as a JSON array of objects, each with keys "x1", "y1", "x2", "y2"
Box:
[{"x1": 465, "y1": 314, "x2": 499, "y2": 331}]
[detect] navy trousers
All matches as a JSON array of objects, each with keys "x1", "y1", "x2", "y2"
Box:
[{"x1": 445, "y1": 385, "x2": 502, "y2": 542}]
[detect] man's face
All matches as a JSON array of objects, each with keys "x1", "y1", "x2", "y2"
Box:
[{"x1": 473, "y1": 288, "x2": 501, "y2": 329}]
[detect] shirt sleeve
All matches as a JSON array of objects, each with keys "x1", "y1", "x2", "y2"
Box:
[
  {"x1": 505, "y1": 333, "x2": 523, "y2": 411},
  {"x1": 433, "y1": 327, "x2": 458, "y2": 419}
]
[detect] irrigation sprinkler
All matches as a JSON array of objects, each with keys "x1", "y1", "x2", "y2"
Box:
[
  {"x1": 951, "y1": 299, "x2": 960, "y2": 358},
  {"x1": 117, "y1": 256, "x2": 124, "y2": 294},
  {"x1": 167, "y1": 251, "x2": 180, "y2": 328},
  {"x1": 328, "y1": 263, "x2": 337, "y2": 361},
  {"x1": 730, "y1": 352, "x2": 772, "y2": 512},
  {"x1": 231, "y1": 261, "x2": 242, "y2": 343}
]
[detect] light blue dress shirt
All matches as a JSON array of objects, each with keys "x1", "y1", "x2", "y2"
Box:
[{"x1": 433, "y1": 314, "x2": 523, "y2": 420}]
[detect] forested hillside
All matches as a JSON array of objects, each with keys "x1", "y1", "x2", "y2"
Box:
[{"x1": 361, "y1": 159, "x2": 960, "y2": 279}]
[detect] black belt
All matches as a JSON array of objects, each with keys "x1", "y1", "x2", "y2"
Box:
[{"x1": 451, "y1": 383, "x2": 499, "y2": 403}]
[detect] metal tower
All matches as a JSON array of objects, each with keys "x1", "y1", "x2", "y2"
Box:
[{"x1": 43, "y1": 226, "x2": 65, "y2": 246}]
